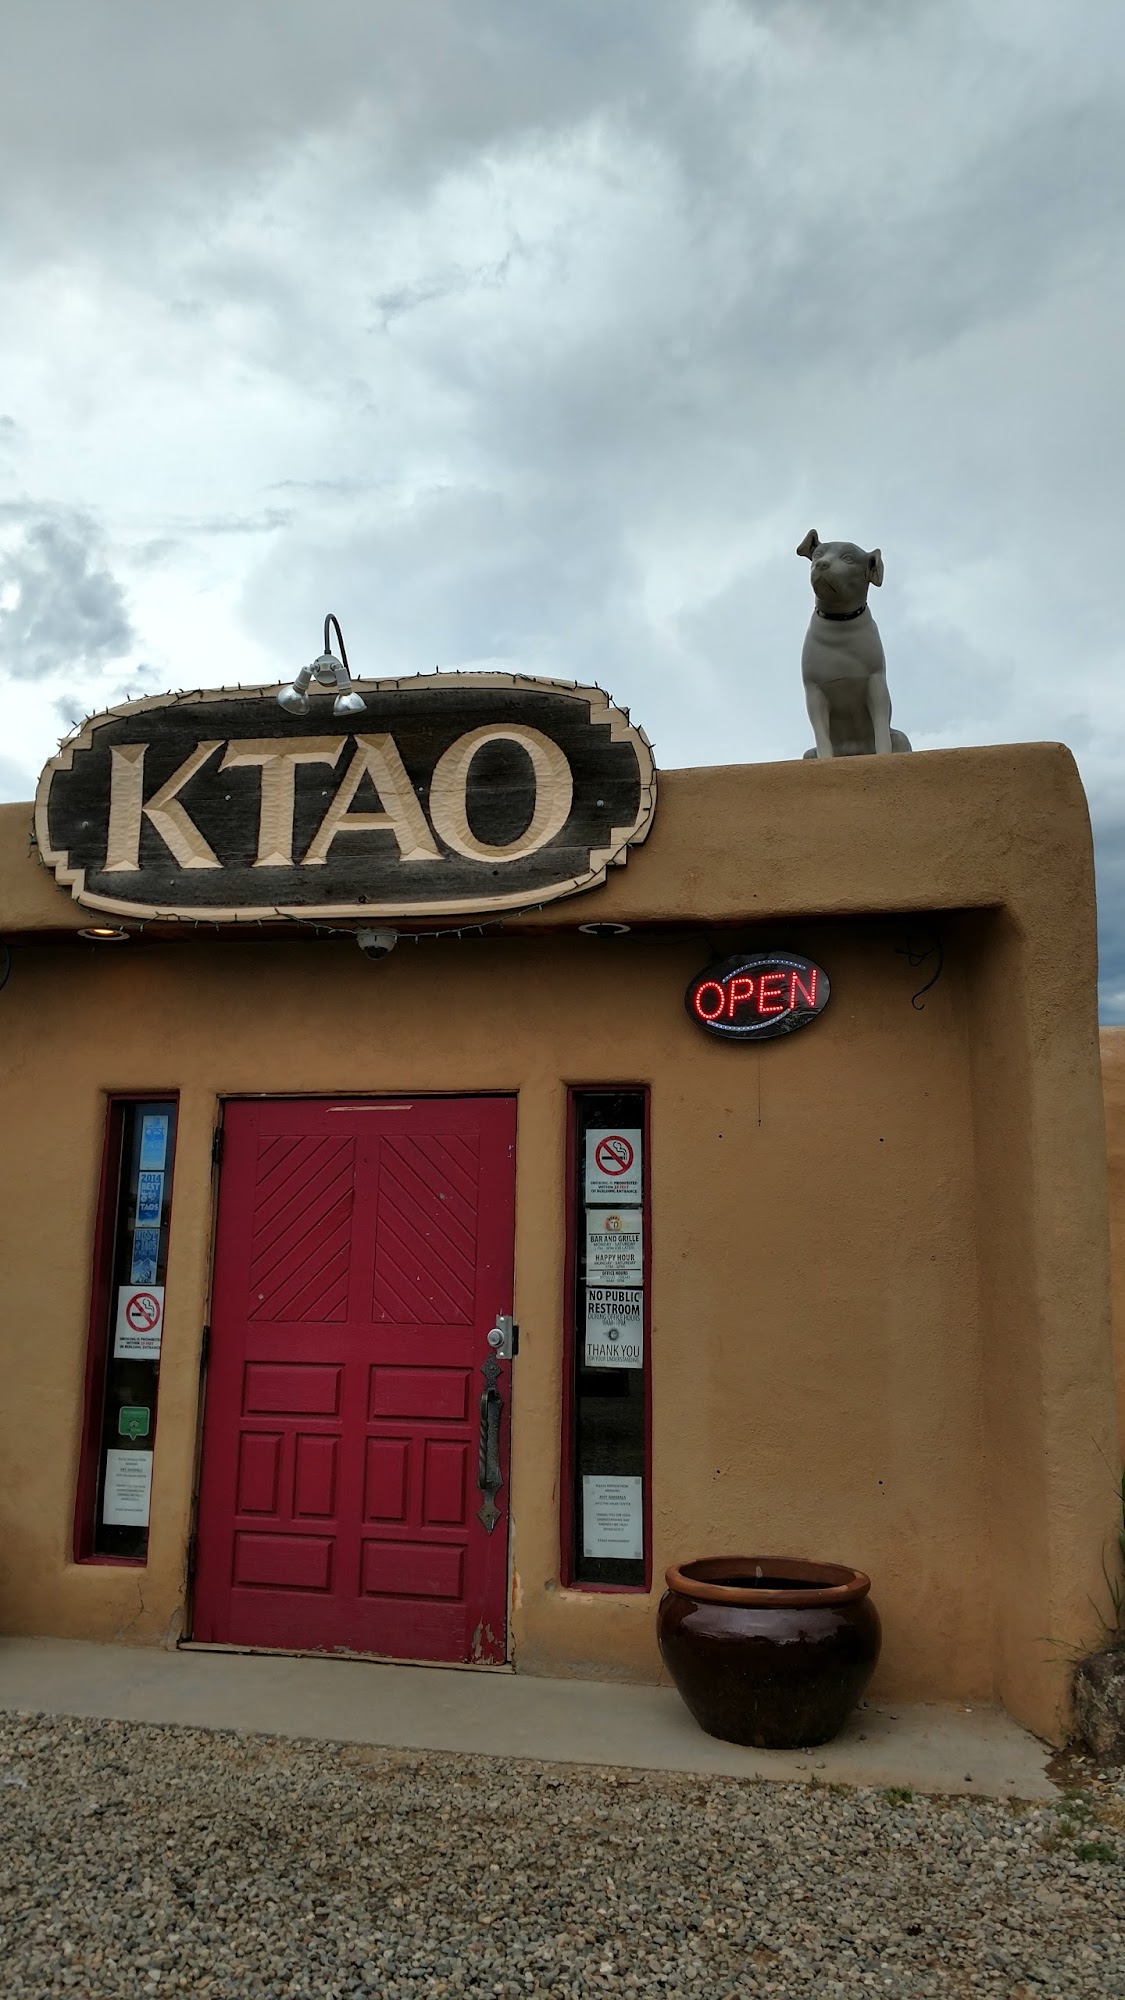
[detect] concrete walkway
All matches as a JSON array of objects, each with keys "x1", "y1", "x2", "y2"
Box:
[{"x1": 0, "y1": 1636, "x2": 1056, "y2": 1798}]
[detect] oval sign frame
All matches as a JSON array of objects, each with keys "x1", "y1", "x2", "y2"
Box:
[
  {"x1": 685, "y1": 953, "x2": 830, "y2": 1042},
  {"x1": 34, "y1": 672, "x2": 656, "y2": 924}
]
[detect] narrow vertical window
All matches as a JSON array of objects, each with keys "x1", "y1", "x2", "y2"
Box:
[
  {"x1": 74, "y1": 1098, "x2": 178, "y2": 1562},
  {"x1": 565, "y1": 1088, "x2": 650, "y2": 1587}
]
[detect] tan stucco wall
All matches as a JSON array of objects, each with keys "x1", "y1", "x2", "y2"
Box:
[
  {"x1": 0, "y1": 744, "x2": 1119, "y2": 1743},
  {"x1": 1101, "y1": 1028, "x2": 1125, "y2": 1449}
]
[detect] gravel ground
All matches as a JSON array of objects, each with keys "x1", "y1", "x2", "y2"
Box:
[{"x1": 1, "y1": 1713, "x2": 1124, "y2": 1997}]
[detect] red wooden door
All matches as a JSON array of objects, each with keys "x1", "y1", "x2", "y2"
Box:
[{"x1": 192, "y1": 1096, "x2": 516, "y2": 1663}]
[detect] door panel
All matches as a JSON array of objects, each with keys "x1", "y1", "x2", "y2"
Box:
[
  {"x1": 247, "y1": 1132, "x2": 356, "y2": 1321},
  {"x1": 192, "y1": 1096, "x2": 516, "y2": 1662}
]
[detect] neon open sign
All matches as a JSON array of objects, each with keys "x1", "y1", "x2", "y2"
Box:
[{"x1": 685, "y1": 953, "x2": 830, "y2": 1042}]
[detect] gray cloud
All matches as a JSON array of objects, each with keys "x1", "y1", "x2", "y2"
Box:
[
  {"x1": 1089, "y1": 789, "x2": 1125, "y2": 1019},
  {"x1": 170, "y1": 508, "x2": 295, "y2": 539},
  {"x1": 0, "y1": 1, "x2": 684, "y2": 239},
  {"x1": 1, "y1": 0, "x2": 1123, "y2": 1014},
  {"x1": 0, "y1": 510, "x2": 136, "y2": 679}
]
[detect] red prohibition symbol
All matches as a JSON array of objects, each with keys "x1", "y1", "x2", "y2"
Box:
[
  {"x1": 125, "y1": 1291, "x2": 161, "y2": 1332},
  {"x1": 595, "y1": 1134, "x2": 634, "y2": 1177}
]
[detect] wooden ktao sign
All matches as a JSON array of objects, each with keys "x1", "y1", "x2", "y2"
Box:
[{"x1": 35, "y1": 674, "x2": 656, "y2": 922}]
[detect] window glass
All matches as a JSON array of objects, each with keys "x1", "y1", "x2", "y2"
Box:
[
  {"x1": 569, "y1": 1088, "x2": 648, "y2": 1586},
  {"x1": 92, "y1": 1101, "x2": 178, "y2": 1559}
]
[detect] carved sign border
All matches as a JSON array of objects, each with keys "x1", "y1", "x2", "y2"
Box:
[{"x1": 34, "y1": 672, "x2": 658, "y2": 923}]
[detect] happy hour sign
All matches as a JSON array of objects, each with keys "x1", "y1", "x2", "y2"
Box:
[{"x1": 585, "y1": 1210, "x2": 643, "y2": 1286}]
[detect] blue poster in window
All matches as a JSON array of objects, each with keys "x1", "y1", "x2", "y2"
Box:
[
  {"x1": 130, "y1": 1227, "x2": 161, "y2": 1285},
  {"x1": 136, "y1": 1171, "x2": 164, "y2": 1226},
  {"x1": 139, "y1": 1114, "x2": 169, "y2": 1173}
]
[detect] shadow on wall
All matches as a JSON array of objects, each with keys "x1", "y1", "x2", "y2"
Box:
[{"x1": 1101, "y1": 1029, "x2": 1125, "y2": 1450}]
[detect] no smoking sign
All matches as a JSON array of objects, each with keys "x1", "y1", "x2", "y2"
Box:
[
  {"x1": 595, "y1": 1134, "x2": 634, "y2": 1178},
  {"x1": 585, "y1": 1127, "x2": 643, "y2": 1203},
  {"x1": 127, "y1": 1291, "x2": 161, "y2": 1332},
  {"x1": 114, "y1": 1284, "x2": 165, "y2": 1360}
]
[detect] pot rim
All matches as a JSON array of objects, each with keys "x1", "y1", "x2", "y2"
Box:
[{"x1": 665, "y1": 1555, "x2": 871, "y2": 1608}]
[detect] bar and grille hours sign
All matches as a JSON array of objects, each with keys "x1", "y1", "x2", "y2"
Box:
[
  {"x1": 585, "y1": 1286, "x2": 643, "y2": 1368},
  {"x1": 585, "y1": 1209, "x2": 643, "y2": 1285},
  {"x1": 584, "y1": 1128, "x2": 642, "y2": 1203}
]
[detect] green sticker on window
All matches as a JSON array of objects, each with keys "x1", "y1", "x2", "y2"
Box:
[{"x1": 118, "y1": 1406, "x2": 151, "y2": 1440}]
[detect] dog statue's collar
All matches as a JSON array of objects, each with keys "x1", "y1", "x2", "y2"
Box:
[{"x1": 816, "y1": 603, "x2": 868, "y2": 622}]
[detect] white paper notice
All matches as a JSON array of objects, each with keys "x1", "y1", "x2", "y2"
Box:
[
  {"x1": 582, "y1": 1475, "x2": 643, "y2": 1560},
  {"x1": 102, "y1": 1449, "x2": 154, "y2": 1527},
  {"x1": 585, "y1": 1209, "x2": 643, "y2": 1286},
  {"x1": 584, "y1": 1286, "x2": 643, "y2": 1369},
  {"x1": 584, "y1": 1128, "x2": 643, "y2": 1204},
  {"x1": 113, "y1": 1284, "x2": 165, "y2": 1360}
]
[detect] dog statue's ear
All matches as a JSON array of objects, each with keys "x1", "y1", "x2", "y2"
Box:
[
  {"x1": 796, "y1": 530, "x2": 819, "y2": 558},
  {"x1": 867, "y1": 548, "x2": 884, "y2": 587}
]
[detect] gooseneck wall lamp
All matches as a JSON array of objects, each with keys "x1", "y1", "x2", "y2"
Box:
[{"x1": 277, "y1": 615, "x2": 367, "y2": 717}]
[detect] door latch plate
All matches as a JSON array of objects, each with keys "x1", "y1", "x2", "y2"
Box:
[{"x1": 486, "y1": 1314, "x2": 518, "y2": 1359}]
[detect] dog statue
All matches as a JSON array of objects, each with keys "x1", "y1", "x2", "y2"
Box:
[{"x1": 797, "y1": 529, "x2": 911, "y2": 758}]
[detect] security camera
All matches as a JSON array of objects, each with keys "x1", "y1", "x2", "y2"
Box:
[{"x1": 356, "y1": 928, "x2": 398, "y2": 960}]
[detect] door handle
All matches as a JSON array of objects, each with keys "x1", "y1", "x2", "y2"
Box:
[{"x1": 476, "y1": 1359, "x2": 504, "y2": 1535}]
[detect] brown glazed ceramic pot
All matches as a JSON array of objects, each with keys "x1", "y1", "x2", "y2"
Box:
[{"x1": 657, "y1": 1556, "x2": 881, "y2": 1750}]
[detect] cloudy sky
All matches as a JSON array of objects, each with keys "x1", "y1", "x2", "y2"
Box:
[{"x1": 2, "y1": 1, "x2": 1124, "y2": 1008}]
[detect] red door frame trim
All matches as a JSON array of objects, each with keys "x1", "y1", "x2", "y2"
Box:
[
  {"x1": 560, "y1": 1085, "x2": 653, "y2": 1593},
  {"x1": 72, "y1": 1091, "x2": 180, "y2": 1565},
  {"x1": 183, "y1": 1100, "x2": 226, "y2": 1620}
]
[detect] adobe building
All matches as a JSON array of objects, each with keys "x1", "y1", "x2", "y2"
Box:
[
  {"x1": 1100, "y1": 1028, "x2": 1125, "y2": 1453},
  {"x1": 0, "y1": 665, "x2": 1119, "y2": 1745}
]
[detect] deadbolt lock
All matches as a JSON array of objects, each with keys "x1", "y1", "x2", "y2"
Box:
[{"x1": 486, "y1": 1315, "x2": 518, "y2": 1358}]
